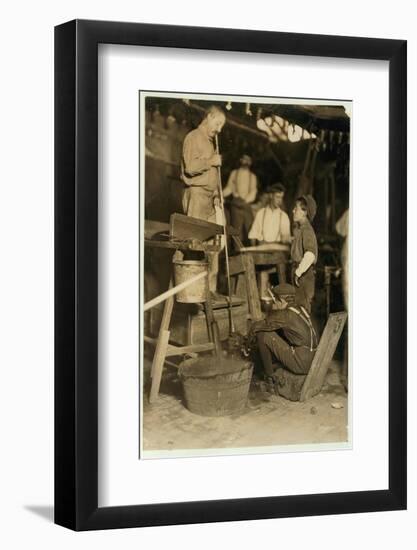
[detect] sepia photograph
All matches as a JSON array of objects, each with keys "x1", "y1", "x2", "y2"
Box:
[{"x1": 140, "y1": 91, "x2": 351, "y2": 458}]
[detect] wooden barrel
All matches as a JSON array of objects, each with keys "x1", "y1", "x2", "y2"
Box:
[{"x1": 179, "y1": 357, "x2": 253, "y2": 417}]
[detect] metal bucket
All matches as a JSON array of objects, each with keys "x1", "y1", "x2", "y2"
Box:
[{"x1": 173, "y1": 259, "x2": 208, "y2": 303}]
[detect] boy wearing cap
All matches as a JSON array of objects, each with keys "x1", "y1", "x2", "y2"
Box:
[
  {"x1": 249, "y1": 283, "x2": 319, "y2": 389},
  {"x1": 291, "y1": 195, "x2": 318, "y2": 313}
]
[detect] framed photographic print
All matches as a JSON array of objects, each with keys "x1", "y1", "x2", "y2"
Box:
[{"x1": 55, "y1": 19, "x2": 406, "y2": 530}]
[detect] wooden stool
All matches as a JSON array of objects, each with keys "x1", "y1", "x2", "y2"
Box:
[{"x1": 146, "y1": 277, "x2": 221, "y2": 403}]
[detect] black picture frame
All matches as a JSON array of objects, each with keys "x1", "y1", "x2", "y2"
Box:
[{"x1": 55, "y1": 19, "x2": 407, "y2": 531}]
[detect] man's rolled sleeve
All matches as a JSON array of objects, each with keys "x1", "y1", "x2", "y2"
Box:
[{"x1": 182, "y1": 135, "x2": 211, "y2": 179}]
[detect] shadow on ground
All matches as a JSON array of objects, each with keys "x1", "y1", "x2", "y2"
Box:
[{"x1": 24, "y1": 505, "x2": 54, "y2": 523}]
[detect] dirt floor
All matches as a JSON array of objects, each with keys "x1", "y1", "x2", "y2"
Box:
[{"x1": 142, "y1": 358, "x2": 348, "y2": 455}]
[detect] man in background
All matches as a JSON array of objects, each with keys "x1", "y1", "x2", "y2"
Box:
[
  {"x1": 248, "y1": 183, "x2": 291, "y2": 245},
  {"x1": 248, "y1": 183, "x2": 291, "y2": 297},
  {"x1": 181, "y1": 105, "x2": 226, "y2": 295},
  {"x1": 223, "y1": 154, "x2": 257, "y2": 244}
]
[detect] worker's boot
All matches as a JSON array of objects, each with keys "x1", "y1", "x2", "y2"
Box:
[
  {"x1": 264, "y1": 375, "x2": 276, "y2": 395},
  {"x1": 273, "y1": 368, "x2": 306, "y2": 401}
]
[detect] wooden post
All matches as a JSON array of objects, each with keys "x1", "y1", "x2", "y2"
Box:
[
  {"x1": 204, "y1": 286, "x2": 222, "y2": 359},
  {"x1": 149, "y1": 278, "x2": 174, "y2": 402},
  {"x1": 242, "y1": 253, "x2": 263, "y2": 321},
  {"x1": 330, "y1": 172, "x2": 336, "y2": 230},
  {"x1": 149, "y1": 330, "x2": 171, "y2": 403},
  {"x1": 276, "y1": 260, "x2": 287, "y2": 284}
]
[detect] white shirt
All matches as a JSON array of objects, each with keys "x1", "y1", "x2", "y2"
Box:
[
  {"x1": 248, "y1": 206, "x2": 291, "y2": 243},
  {"x1": 223, "y1": 168, "x2": 257, "y2": 203}
]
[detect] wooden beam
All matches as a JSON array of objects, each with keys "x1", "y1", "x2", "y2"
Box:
[
  {"x1": 300, "y1": 311, "x2": 347, "y2": 402},
  {"x1": 144, "y1": 271, "x2": 207, "y2": 312},
  {"x1": 165, "y1": 342, "x2": 215, "y2": 356}
]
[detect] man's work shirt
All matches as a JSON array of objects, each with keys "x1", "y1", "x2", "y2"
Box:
[
  {"x1": 223, "y1": 168, "x2": 257, "y2": 203},
  {"x1": 181, "y1": 125, "x2": 218, "y2": 220},
  {"x1": 251, "y1": 306, "x2": 318, "y2": 350},
  {"x1": 291, "y1": 219, "x2": 318, "y2": 264},
  {"x1": 248, "y1": 206, "x2": 291, "y2": 243}
]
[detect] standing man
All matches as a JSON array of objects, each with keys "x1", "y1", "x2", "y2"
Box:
[
  {"x1": 291, "y1": 195, "x2": 318, "y2": 313},
  {"x1": 248, "y1": 183, "x2": 291, "y2": 245},
  {"x1": 223, "y1": 154, "x2": 257, "y2": 244},
  {"x1": 248, "y1": 183, "x2": 291, "y2": 296},
  {"x1": 181, "y1": 105, "x2": 226, "y2": 295}
]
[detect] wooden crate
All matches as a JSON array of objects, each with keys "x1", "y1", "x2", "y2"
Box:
[{"x1": 149, "y1": 302, "x2": 249, "y2": 346}]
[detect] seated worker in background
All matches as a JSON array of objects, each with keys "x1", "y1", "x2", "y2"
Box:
[
  {"x1": 181, "y1": 105, "x2": 226, "y2": 297},
  {"x1": 249, "y1": 283, "x2": 318, "y2": 393},
  {"x1": 223, "y1": 154, "x2": 257, "y2": 244},
  {"x1": 291, "y1": 195, "x2": 318, "y2": 313},
  {"x1": 248, "y1": 183, "x2": 291, "y2": 297}
]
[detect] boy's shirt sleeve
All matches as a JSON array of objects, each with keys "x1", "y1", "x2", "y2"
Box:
[
  {"x1": 248, "y1": 208, "x2": 263, "y2": 241},
  {"x1": 302, "y1": 224, "x2": 318, "y2": 260},
  {"x1": 250, "y1": 310, "x2": 288, "y2": 333}
]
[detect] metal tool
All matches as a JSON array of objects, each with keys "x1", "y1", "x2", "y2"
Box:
[{"x1": 214, "y1": 134, "x2": 235, "y2": 335}]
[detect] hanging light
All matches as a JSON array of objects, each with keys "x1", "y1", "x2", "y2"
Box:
[
  {"x1": 271, "y1": 115, "x2": 287, "y2": 140},
  {"x1": 225, "y1": 101, "x2": 232, "y2": 111},
  {"x1": 256, "y1": 118, "x2": 273, "y2": 137},
  {"x1": 287, "y1": 124, "x2": 303, "y2": 143},
  {"x1": 245, "y1": 103, "x2": 252, "y2": 116}
]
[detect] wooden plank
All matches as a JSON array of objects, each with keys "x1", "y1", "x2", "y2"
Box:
[
  {"x1": 300, "y1": 311, "x2": 347, "y2": 402},
  {"x1": 204, "y1": 288, "x2": 222, "y2": 358},
  {"x1": 144, "y1": 271, "x2": 207, "y2": 312},
  {"x1": 145, "y1": 239, "x2": 219, "y2": 252},
  {"x1": 228, "y1": 254, "x2": 245, "y2": 276},
  {"x1": 144, "y1": 219, "x2": 170, "y2": 240},
  {"x1": 170, "y1": 213, "x2": 223, "y2": 242},
  {"x1": 244, "y1": 251, "x2": 288, "y2": 266},
  {"x1": 242, "y1": 253, "x2": 263, "y2": 321},
  {"x1": 240, "y1": 243, "x2": 290, "y2": 252},
  {"x1": 144, "y1": 335, "x2": 157, "y2": 346},
  {"x1": 165, "y1": 342, "x2": 215, "y2": 356}
]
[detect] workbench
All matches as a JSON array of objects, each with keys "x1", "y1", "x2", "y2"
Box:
[
  {"x1": 239, "y1": 243, "x2": 290, "y2": 283},
  {"x1": 144, "y1": 215, "x2": 237, "y2": 402}
]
